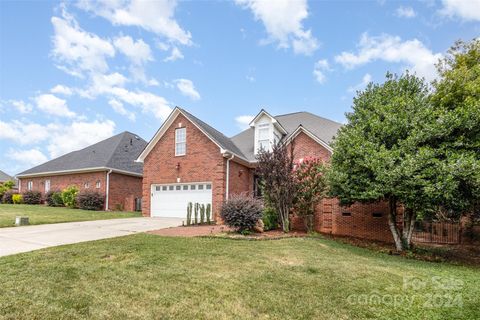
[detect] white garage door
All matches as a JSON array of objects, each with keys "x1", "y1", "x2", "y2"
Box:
[{"x1": 151, "y1": 182, "x2": 212, "y2": 218}]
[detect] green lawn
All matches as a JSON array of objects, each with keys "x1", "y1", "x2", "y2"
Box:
[
  {"x1": 0, "y1": 234, "x2": 478, "y2": 319},
  {"x1": 0, "y1": 204, "x2": 142, "y2": 227}
]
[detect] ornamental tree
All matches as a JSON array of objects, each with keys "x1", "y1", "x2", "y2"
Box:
[
  {"x1": 328, "y1": 72, "x2": 432, "y2": 251},
  {"x1": 256, "y1": 141, "x2": 297, "y2": 233},
  {"x1": 293, "y1": 157, "x2": 327, "y2": 232}
]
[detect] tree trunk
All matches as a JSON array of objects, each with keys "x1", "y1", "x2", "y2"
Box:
[
  {"x1": 388, "y1": 196, "x2": 404, "y2": 251},
  {"x1": 402, "y1": 208, "x2": 416, "y2": 250}
]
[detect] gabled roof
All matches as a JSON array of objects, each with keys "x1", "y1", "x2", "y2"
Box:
[
  {"x1": 137, "y1": 107, "x2": 249, "y2": 162},
  {"x1": 0, "y1": 170, "x2": 13, "y2": 182},
  {"x1": 231, "y1": 111, "x2": 342, "y2": 161},
  {"x1": 17, "y1": 132, "x2": 147, "y2": 178}
]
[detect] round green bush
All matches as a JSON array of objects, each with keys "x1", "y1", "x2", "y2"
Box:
[
  {"x1": 22, "y1": 191, "x2": 42, "y2": 205},
  {"x1": 220, "y1": 194, "x2": 263, "y2": 232},
  {"x1": 76, "y1": 191, "x2": 105, "y2": 211},
  {"x1": 62, "y1": 186, "x2": 79, "y2": 208}
]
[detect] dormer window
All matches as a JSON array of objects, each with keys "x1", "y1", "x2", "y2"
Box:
[{"x1": 257, "y1": 123, "x2": 270, "y2": 151}]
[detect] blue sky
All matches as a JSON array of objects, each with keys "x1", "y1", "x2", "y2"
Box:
[{"x1": 0, "y1": 0, "x2": 479, "y2": 176}]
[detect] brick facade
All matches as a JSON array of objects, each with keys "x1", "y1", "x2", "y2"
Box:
[
  {"x1": 142, "y1": 114, "x2": 227, "y2": 220},
  {"x1": 18, "y1": 171, "x2": 142, "y2": 211}
]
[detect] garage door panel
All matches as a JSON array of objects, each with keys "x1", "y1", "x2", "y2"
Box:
[{"x1": 151, "y1": 182, "x2": 212, "y2": 218}]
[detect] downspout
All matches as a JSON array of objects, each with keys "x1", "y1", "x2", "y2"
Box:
[
  {"x1": 105, "y1": 169, "x2": 113, "y2": 211},
  {"x1": 225, "y1": 154, "x2": 235, "y2": 200}
]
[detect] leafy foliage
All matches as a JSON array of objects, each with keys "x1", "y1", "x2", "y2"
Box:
[
  {"x1": 62, "y1": 186, "x2": 79, "y2": 208},
  {"x1": 12, "y1": 194, "x2": 23, "y2": 204},
  {"x1": 22, "y1": 191, "x2": 42, "y2": 205},
  {"x1": 262, "y1": 207, "x2": 278, "y2": 231},
  {"x1": 220, "y1": 194, "x2": 263, "y2": 232},
  {"x1": 2, "y1": 190, "x2": 16, "y2": 204},
  {"x1": 76, "y1": 191, "x2": 105, "y2": 211},
  {"x1": 46, "y1": 190, "x2": 64, "y2": 207},
  {"x1": 256, "y1": 141, "x2": 297, "y2": 232},
  {"x1": 293, "y1": 157, "x2": 327, "y2": 232},
  {"x1": 0, "y1": 180, "x2": 15, "y2": 199}
]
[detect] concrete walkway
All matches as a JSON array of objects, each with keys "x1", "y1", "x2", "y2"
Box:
[{"x1": 0, "y1": 217, "x2": 182, "y2": 257}]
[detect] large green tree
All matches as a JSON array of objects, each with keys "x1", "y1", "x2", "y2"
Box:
[{"x1": 328, "y1": 73, "x2": 432, "y2": 251}]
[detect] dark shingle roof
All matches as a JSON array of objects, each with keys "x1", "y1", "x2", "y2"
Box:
[
  {"x1": 179, "y1": 108, "x2": 248, "y2": 159},
  {"x1": 17, "y1": 132, "x2": 147, "y2": 177},
  {"x1": 0, "y1": 170, "x2": 13, "y2": 182},
  {"x1": 231, "y1": 111, "x2": 342, "y2": 161}
]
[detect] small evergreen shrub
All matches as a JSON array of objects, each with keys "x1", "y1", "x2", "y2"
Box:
[
  {"x1": 12, "y1": 194, "x2": 23, "y2": 204},
  {"x1": 62, "y1": 186, "x2": 79, "y2": 208},
  {"x1": 262, "y1": 207, "x2": 279, "y2": 231},
  {"x1": 76, "y1": 191, "x2": 105, "y2": 210},
  {"x1": 2, "y1": 190, "x2": 15, "y2": 204},
  {"x1": 46, "y1": 190, "x2": 64, "y2": 207},
  {"x1": 220, "y1": 194, "x2": 263, "y2": 232},
  {"x1": 22, "y1": 191, "x2": 42, "y2": 204}
]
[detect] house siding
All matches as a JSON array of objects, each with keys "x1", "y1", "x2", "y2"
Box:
[
  {"x1": 142, "y1": 113, "x2": 226, "y2": 220},
  {"x1": 107, "y1": 172, "x2": 143, "y2": 211}
]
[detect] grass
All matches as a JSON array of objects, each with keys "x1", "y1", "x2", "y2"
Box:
[
  {"x1": 0, "y1": 204, "x2": 142, "y2": 227},
  {"x1": 0, "y1": 234, "x2": 478, "y2": 319}
]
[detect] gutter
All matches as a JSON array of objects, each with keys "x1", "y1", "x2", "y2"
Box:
[
  {"x1": 225, "y1": 153, "x2": 235, "y2": 201},
  {"x1": 105, "y1": 169, "x2": 113, "y2": 211}
]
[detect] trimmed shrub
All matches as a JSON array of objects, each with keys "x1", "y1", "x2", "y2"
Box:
[
  {"x1": 220, "y1": 194, "x2": 263, "y2": 232},
  {"x1": 12, "y1": 194, "x2": 23, "y2": 204},
  {"x1": 62, "y1": 186, "x2": 79, "y2": 208},
  {"x1": 46, "y1": 190, "x2": 64, "y2": 207},
  {"x1": 262, "y1": 207, "x2": 279, "y2": 231},
  {"x1": 0, "y1": 180, "x2": 15, "y2": 199},
  {"x1": 2, "y1": 190, "x2": 16, "y2": 204},
  {"x1": 76, "y1": 191, "x2": 105, "y2": 211},
  {"x1": 22, "y1": 191, "x2": 42, "y2": 205}
]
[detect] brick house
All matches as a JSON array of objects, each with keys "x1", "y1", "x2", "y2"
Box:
[
  {"x1": 16, "y1": 131, "x2": 147, "y2": 211},
  {"x1": 137, "y1": 107, "x2": 394, "y2": 242}
]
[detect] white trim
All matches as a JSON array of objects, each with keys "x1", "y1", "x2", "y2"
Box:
[
  {"x1": 16, "y1": 167, "x2": 142, "y2": 179},
  {"x1": 286, "y1": 125, "x2": 333, "y2": 153},
  {"x1": 249, "y1": 109, "x2": 287, "y2": 134},
  {"x1": 225, "y1": 154, "x2": 234, "y2": 200},
  {"x1": 175, "y1": 127, "x2": 186, "y2": 156},
  {"x1": 105, "y1": 169, "x2": 112, "y2": 211}
]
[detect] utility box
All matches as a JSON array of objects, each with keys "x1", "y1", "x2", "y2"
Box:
[{"x1": 15, "y1": 216, "x2": 29, "y2": 226}]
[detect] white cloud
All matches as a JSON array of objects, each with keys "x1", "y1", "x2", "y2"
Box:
[
  {"x1": 7, "y1": 148, "x2": 48, "y2": 167},
  {"x1": 164, "y1": 46, "x2": 184, "y2": 62},
  {"x1": 77, "y1": 0, "x2": 192, "y2": 45},
  {"x1": 174, "y1": 79, "x2": 201, "y2": 101},
  {"x1": 35, "y1": 94, "x2": 76, "y2": 118},
  {"x1": 108, "y1": 99, "x2": 136, "y2": 121},
  {"x1": 10, "y1": 100, "x2": 33, "y2": 114},
  {"x1": 396, "y1": 6, "x2": 416, "y2": 18},
  {"x1": 51, "y1": 10, "x2": 115, "y2": 76},
  {"x1": 46, "y1": 120, "x2": 116, "y2": 158},
  {"x1": 246, "y1": 75, "x2": 256, "y2": 82},
  {"x1": 334, "y1": 33, "x2": 442, "y2": 81},
  {"x1": 313, "y1": 59, "x2": 331, "y2": 84},
  {"x1": 235, "y1": 115, "x2": 254, "y2": 130},
  {"x1": 114, "y1": 35, "x2": 153, "y2": 65},
  {"x1": 348, "y1": 73, "x2": 372, "y2": 93},
  {"x1": 109, "y1": 87, "x2": 172, "y2": 120},
  {"x1": 235, "y1": 0, "x2": 318, "y2": 55},
  {"x1": 0, "y1": 119, "x2": 116, "y2": 159},
  {"x1": 439, "y1": 0, "x2": 480, "y2": 21},
  {"x1": 51, "y1": 84, "x2": 73, "y2": 96}
]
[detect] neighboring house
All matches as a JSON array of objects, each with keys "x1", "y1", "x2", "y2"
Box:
[
  {"x1": 0, "y1": 170, "x2": 18, "y2": 190},
  {"x1": 137, "y1": 107, "x2": 393, "y2": 242},
  {"x1": 17, "y1": 132, "x2": 147, "y2": 211}
]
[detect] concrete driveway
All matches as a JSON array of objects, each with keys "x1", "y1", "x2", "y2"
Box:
[{"x1": 0, "y1": 217, "x2": 182, "y2": 257}]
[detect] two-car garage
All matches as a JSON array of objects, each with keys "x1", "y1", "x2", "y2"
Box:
[{"x1": 150, "y1": 182, "x2": 213, "y2": 218}]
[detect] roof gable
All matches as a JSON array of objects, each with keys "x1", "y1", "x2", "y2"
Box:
[
  {"x1": 137, "y1": 107, "x2": 249, "y2": 162},
  {"x1": 0, "y1": 170, "x2": 13, "y2": 182}
]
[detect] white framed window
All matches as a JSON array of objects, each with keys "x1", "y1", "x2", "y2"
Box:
[
  {"x1": 45, "y1": 180, "x2": 50, "y2": 193},
  {"x1": 257, "y1": 123, "x2": 270, "y2": 151},
  {"x1": 175, "y1": 128, "x2": 186, "y2": 156},
  {"x1": 96, "y1": 180, "x2": 101, "y2": 189},
  {"x1": 27, "y1": 181, "x2": 33, "y2": 191},
  {"x1": 84, "y1": 182, "x2": 90, "y2": 189}
]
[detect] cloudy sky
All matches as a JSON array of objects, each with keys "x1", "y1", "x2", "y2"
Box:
[{"x1": 0, "y1": 0, "x2": 479, "y2": 175}]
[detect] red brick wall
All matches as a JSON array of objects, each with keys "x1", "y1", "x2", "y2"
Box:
[
  {"x1": 19, "y1": 171, "x2": 142, "y2": 211},
  {"x1": 291, "y1": 131, "x2": 332, "y2": 163},
  {"x1": 108, "y1": 173, "x2": 142, "y2": 211},
  {"x1": 228, "y1": 160, "x2": 253, "y2": 197},
  {"x1": 142, "y1": 113, "x2": 226, "y2": 219},
  {"x1": 19, "y1": 171, "x2": 107, "y2": 198}
]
